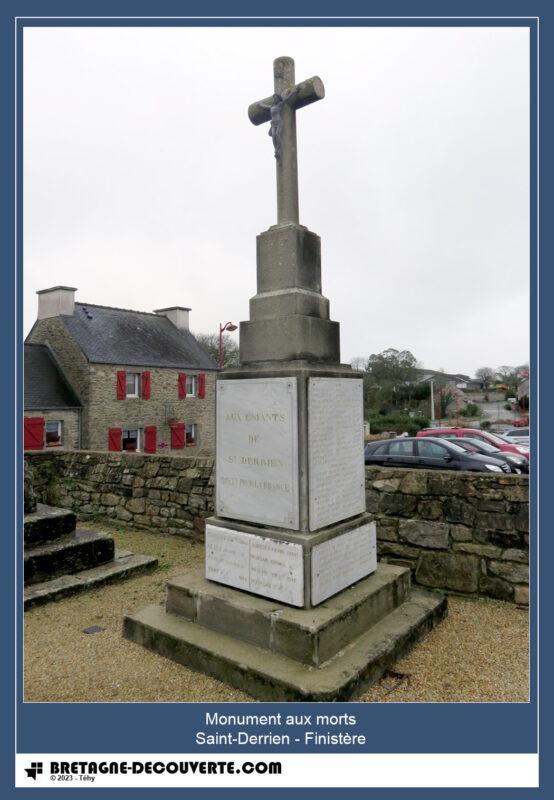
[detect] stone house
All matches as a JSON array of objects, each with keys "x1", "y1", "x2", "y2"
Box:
[
  {"x1": 24, "y1": 342, "x2": 82, "y2": 450},
  {"x1": 26, "y1": 286, "x2": 217, "y2": 455}
]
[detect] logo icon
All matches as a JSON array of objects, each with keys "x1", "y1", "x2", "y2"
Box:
[{"x1": 24, "y1": 762, "x2": 43, "y2": 780}]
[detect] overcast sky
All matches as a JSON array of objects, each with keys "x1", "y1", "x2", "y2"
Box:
[{"x1": 23, "y1": 25, "x2": 530, "y2": 377}]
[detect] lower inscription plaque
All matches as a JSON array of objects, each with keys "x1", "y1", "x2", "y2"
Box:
[
  {"x1": 311, "y1": 522, "x2": 377, "y2": 605},
  {"x1": 205, "y1": 524, "x2": 304, "y2": 606}
]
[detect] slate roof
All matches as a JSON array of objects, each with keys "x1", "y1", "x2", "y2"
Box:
[
  {"x1": 60, "y1": 303, "x2": 217, "y2": 370},
  {"x1": 24, "y1": 344, "x2": 81, "y2": 410}
]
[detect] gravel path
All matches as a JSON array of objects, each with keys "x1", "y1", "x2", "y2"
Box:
[{"x1": 24, "y1": 522, "x2": 529, "y2": 703}]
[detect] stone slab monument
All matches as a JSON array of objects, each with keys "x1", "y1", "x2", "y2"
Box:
[{"x1": 124, "y1": 57, "x2": 446, "y2": 700}]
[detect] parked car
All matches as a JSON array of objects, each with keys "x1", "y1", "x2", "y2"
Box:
[
  {"x1": 416, "y1": 427, "x2": 530, "y2": 460},
  {"x1": 442, "y1": 436, "x2": 529, "y2": 474},
  {"x1": 364, "y1": 437, "x2": 511, "y2": 473},
  {"x1": 511, "y1": 417, "x2": 529, "y2": 428},
  {"x1": 499, "y1": 427, "x2": 530, "y2": 447}
]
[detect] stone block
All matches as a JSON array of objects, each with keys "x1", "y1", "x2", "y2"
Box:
[
  {"x1": 399, "y1": 519, "x2": 449, "y2": 550},
  {"x1": 501, "y1": 548, "x2": 528, "y2": 563},
  {"x1": 416, "y1": 552, "x2": 480, "y2": 593},
  {"x1": 514, "y1": 584, "x2": 529, "y2": 606},
  {"x1": 101, "y1": 493, "x2": 120, "y2": 507},
  {"x1": 417, "y1": 500, "x2": 443, "y2": 520},
  {"x1": 376, "y1": 518, "x2": 398, "y2": 542},
  {"x1": 452, "y1": 542, "x2": 503, "y2": 558},
  {"x1": 443, "y1": 498, "x2": 475, "y2": 526},
  {"x1": 399, "y1": 471, "x2": 428, "y2": 495},
  {"x1": 380, "y1": 493, "x2": 417, "y2": 516},
  {"x1": 450, "y1": 525, "x2": 472, "y2": 542},
  {"x1": 479, "y1": 574, "x2": 514, "y2": 601},
  {"x1": 488, "y1": 560, "x2": 529, "y2": 584},
  {"x1": 126, "y1": 497, "x2": 146, "y2": 514},
  {"x1": 372, "y1": 478, "x2": 401, "y2": 492}
]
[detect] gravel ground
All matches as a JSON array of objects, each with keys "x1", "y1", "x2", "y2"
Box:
[{"x1": 24, "y1": 522, "x2": 529, "y2": 703}]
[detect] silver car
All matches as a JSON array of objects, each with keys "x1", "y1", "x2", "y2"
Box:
[{"x1": 499, "y1": 427, "x2": 530, "y2": 446}]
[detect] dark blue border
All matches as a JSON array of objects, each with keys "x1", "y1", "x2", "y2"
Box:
[{"x1": 2, "y1": 2, "x2": 548, "y2": 797}]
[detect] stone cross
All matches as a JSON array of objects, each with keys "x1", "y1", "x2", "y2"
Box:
[{"x1": 248, "y1": 56, "x2": 325, "y2": 225}]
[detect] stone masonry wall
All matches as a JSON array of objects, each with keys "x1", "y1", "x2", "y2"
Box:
[
  {"x1": 28, "y1": 451, "x2": 214, "y2": 538},
  {"x1": 23, "y1": 409, "x2": 81, "y2": 450},
  {"x1": 366, "y1": 466, "x2": 529, "y2": 606},
  {"x1": 87, "y1": 364, "x2": 216, "y2": 455},
  {"x1": 25, "y1": 453, "x2": 529, "y2": 604}
]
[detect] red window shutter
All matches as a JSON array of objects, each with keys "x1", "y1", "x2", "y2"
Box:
[
  {"x1": 24, "y1": 417, "x2": 44, "y2": 450},
  {"x1": 178, "y1": 373, "x2": 187, "y2": 400},
  {"x1": 198, "y1": 373, "x2": 206, "y2": 399},
  {"x1": 170, "y1": 422, "x2": 185, "y2": 449},
  {"x1": 144, "y1": 425, "x2": 157, "y2": 453},
  {"x1": 116, "y1": 371, "x2": 126, "y2": 400},
  {"x1": 108, "y1": 427, "x2": 122, "y2": 451},
  {"x1": 142, "y1": 371, "x2": 151, "y2": 400}
]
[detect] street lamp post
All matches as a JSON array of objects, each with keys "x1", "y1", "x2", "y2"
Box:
[{"x1": 218, "y1": 321, "x2": 238, "y2": 368}]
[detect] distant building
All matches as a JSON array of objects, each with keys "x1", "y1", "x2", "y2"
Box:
[
  {"x1": 26, "y1": 286, "x2": 217, "y2": 455},
  {"x1": 24, "y1": 343, "x2": 82, "y2": 450},
  {"x1": 415, "y1": 370, "x2": 480, "y2": 391}
]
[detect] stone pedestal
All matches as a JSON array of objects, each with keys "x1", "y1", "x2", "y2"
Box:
[{"x1": 207, "y1": 362, "x2": 375, "y2": 608}]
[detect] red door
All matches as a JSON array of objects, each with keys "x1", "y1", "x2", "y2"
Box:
[
  {"x1": 24, "y1": 417, "x2": 44, "y2": 450},
  {"x1": 170, "y1": 422, "x2": 185, "y2": 449}
]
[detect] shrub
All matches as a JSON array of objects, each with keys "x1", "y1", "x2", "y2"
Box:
[
  {"x1": 367, "y1": 412, "x2": 430, "y2": 437},
  {"x1": 459, "y1": 402, "x2": 480, "y2": 417},
  {"x1": 480, "y1": 419, "x2": 492, "y2": 430},
  {"x1": 504, "y1": 403, "x2": 512, "y2": 411}
]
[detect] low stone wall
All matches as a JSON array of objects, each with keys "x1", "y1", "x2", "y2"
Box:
[
  {"x1": 366, "y1": 467, "x2": 529, "y2": 606},
  {"x1": 25, "y1": 452, "x2": 529, "y2": 605},
  {"x1": 27, "y1": 451, "x2": 214, "y2": 538}
]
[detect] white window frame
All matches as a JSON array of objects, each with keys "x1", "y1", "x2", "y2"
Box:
[
  {"x1": 186, "y1": 374, "x2": 197, "y2": 397},
  {"x1": 185, "y1": 422, "x2": 197, "y2": 447},
  {"x1": 122, "y1": 428, "x2": 141, "y2": 452},
  {"x1": 45, "y1": 420, "x2": 63, "y2": 447},
  {"x1": 126, "y1": 373, "x2": 140, "y2": 398}
]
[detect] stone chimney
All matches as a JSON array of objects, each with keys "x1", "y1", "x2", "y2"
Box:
[
  {"x1": 154, "y1": 306, "x2": 191, "y2": 331},
  {"x1": 37, "y1": 286, "x2": 77, "y2": 319}
]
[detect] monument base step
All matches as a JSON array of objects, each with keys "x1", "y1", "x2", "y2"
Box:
[
  {"x1": 166, "y1": 563, "x2": 410, "y2": 665},
  {"x1": 24, "y1": 528, "x2": 115, "y2": 585},
  {"x1": 24, "y1": 503, "x2": 77, "y2": 547},
  {"x1": 24, "y1": 550, "x2": 158, "y2": 610},
  {"x1": 123, "y1": 574, "x2": 447, "y2": 701}
]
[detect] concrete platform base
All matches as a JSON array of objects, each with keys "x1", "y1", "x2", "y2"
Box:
[
  {"x1": 123, "y1": 564, "x2": 447, "y2": 701},
  {"x1": 25, "y1": 549, "x2": 158, "y2": 610}
]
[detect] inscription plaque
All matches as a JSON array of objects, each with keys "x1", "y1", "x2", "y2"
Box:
[
  {"x1": 205, "y1": 524, "x2": 304, "y2": 606},
  {"x1": 216, "y1": 378, "x2": 299, "y2": 529},
  {"x1": 308, "y1": 377, "x2": 365, "y2": 530},
  {"x1": 311, "y1": 522, "x2": 377, "y2": 605}
]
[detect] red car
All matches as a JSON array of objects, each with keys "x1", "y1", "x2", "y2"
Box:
[
  {"x1": 512, "y1": 417, "x2": 529, "y2": 428},
  {"x1": 416, "y1": 427, "x2": 530, "y2": 460}
]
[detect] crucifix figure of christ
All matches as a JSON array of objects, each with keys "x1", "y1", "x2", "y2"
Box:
[{"x1": 248, "y1": 56, "x2": 325, "y2": 226}]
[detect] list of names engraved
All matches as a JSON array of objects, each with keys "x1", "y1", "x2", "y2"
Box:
[
  {"x1": 311, "y1": 522, "x2": 377, "y2": 605},
  {"x1": 308, "y1": 378, "x2": 365, "y2": 530},
  {"x1": 205, "y1": 524, "x2": 304, "y2": 606},
  {"x1": 216, "y1": 378, "x2": 299, "y2": 529}
]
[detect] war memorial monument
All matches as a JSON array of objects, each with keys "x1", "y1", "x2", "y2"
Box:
[{"x1": 124, "y1": 57, "x2": 446, "y2": 700}]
